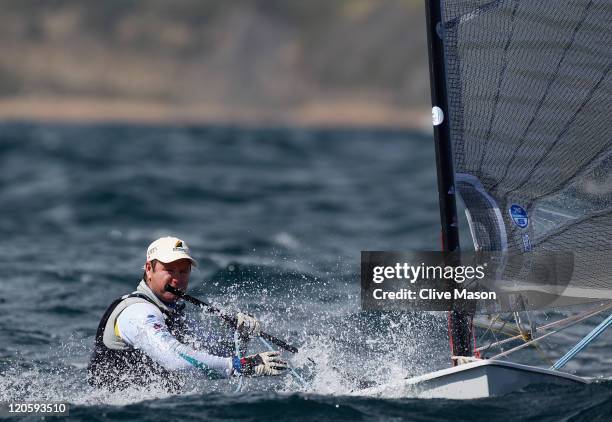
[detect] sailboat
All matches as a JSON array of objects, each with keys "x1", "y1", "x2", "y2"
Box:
[{"x1": 363, "y1": 0, "x2": 611, "y2": 399}]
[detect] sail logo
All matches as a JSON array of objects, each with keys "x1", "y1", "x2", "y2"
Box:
[
  {"x1": 522, "y1": 233, "x2": 532, "y2": 251},
  {"x1": 509, "y1": 204, "x2": 529, "y2": 228}
]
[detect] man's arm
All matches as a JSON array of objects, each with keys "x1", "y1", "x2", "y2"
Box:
[{"x1": 116, "y1": 303, "x2": 233, "y2": 377}]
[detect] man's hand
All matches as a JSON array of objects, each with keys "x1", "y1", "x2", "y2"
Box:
[
  {"x1": 239, "y1": 351, "x2": 287, "y2": 376},
  {"x1": 236, "y1": 312, "x2": 261, "y2": 338}
]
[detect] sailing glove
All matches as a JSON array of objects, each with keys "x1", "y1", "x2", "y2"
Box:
[
  {"x1": 236, "y1": 351, "x2": 288, "y2": 376},
  {"x1": 236, "y1": 312, "x2": 261, "y2": 338}
]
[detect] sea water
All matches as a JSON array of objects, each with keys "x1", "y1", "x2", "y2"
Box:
[{"x1": 0, "y1": 122, "x2": 610, "y2": 421}]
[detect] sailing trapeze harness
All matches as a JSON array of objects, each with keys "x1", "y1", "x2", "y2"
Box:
[{"x1": 87, "y1": 289, "x2": 188, "y2": 392}]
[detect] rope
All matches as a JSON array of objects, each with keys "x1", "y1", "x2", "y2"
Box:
[
  {"x1": 258, "y1": 337, "x2": 307, "y2": 388},
  {"x1": 471, "y1": 316, "x2": 481, "y2": 358},
  {"x1": 477, "y1": 302, "x2": 612, "y2": 353},
  {"x1": 447, "y1": 312, "x2": 454, "y2": 365},
  {"x1": 489, "y1": 304, "x2": 612, "y2": 360},
  {"x1": 476, "y1": 314, "x2": 500, "y2": 343},
  {"x1": 477, "y1": 318, "x2": 508, "y2": 355},
  {"x1": 233, "y1": 330, "x2": 243, "y2": 393}
]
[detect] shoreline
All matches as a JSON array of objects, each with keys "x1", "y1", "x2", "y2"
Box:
[{"x1": 0, "y1": 97, "x2": 430, "y2": 130}]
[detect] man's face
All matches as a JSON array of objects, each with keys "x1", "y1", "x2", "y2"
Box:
[{"x1": 145, "y1": 259, "x2": 191, "y2": 303}]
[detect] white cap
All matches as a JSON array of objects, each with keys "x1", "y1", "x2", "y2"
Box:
[{"x1": 146, "y1": 236, "x2": 198, "y2": 267}]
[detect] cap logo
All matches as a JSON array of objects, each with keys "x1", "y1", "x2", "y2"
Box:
[
  {"x1": 173, "y1": 240, "x2": 188, "y2": 253},
  {"x1": 147, "y1": 246, "x2": 158, "y2": 258}
]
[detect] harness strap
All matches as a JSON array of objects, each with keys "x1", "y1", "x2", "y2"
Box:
[{"x1": 94, "y1": 292, "x2": 185, "y2": 350}]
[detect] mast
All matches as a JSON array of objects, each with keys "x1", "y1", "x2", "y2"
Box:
[{"x1": 424, "y1": 0, "x2": 472, "y2": 360}]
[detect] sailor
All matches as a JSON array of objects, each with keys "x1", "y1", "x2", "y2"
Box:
[{"x1": 87, "y1": 236, "x2": 287, "y2": 391}]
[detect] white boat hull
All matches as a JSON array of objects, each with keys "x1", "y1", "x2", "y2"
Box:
[{"x1": 359, "y1": 359, "x2": 587, "y2": 399}]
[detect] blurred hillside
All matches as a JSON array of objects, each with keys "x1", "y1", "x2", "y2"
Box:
[{"x1": 0, "y1": 0, "x2": 430, "y2": 127}]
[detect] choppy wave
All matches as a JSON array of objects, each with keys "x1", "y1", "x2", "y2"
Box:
[{"x1": 0, "y1": 122, "x2": 610, "y2": 420}]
